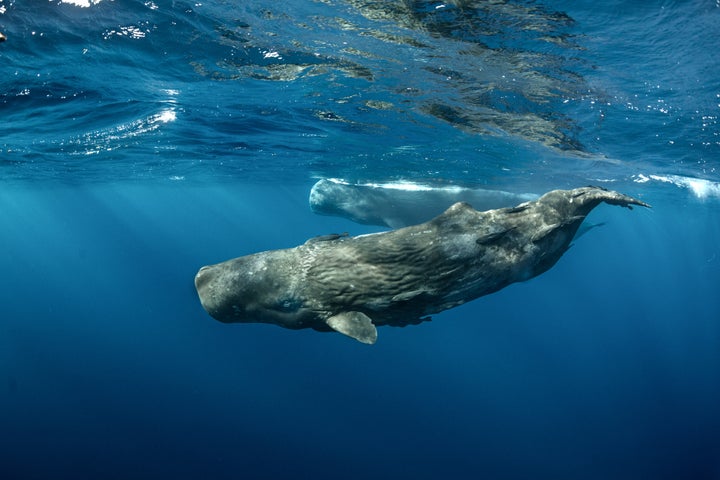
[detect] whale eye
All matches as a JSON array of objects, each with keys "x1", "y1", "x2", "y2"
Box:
[{"x1": 277, "y1": 298, "x2": 302, "y2": 312}]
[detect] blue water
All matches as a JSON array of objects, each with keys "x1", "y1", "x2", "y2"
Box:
[{"x1": 1, "y1": 1, "x2": 719, "y2": 479}]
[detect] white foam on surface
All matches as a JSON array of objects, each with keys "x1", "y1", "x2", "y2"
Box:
[
  {"x1": 60, "y1": 0, "x2": 102, "y2": 7},
  {"x1": 634, "y1": 174, "x2": 720, "y2": 200}
]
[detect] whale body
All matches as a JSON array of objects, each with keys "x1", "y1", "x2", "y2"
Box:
[
  {"x1": 195, "y1": 187, "x2": 649, "y2": 344},
  {"x1": 309, "y1": 178, "x2": 538, "y2": 228}
]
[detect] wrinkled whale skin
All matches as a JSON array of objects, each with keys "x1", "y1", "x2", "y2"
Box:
[{"x1": 195, "y1": 187, "x2": 650, "y2": 344}]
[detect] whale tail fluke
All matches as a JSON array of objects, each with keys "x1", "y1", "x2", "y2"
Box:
[
  {"x1": 571, "y1": 186, "x2": 651, "y2": 210},
  {"x1": 537, "y1": 187, "x2": 650, "y2": 219}
]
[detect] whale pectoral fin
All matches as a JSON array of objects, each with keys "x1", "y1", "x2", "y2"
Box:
[{"x1": 326, "y1": 312, "x2": 378, "y2": 345}]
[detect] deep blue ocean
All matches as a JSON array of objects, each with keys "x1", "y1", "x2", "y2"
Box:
[{"x1": 2, "y1": 1, "x2": 720, "y2": 479}]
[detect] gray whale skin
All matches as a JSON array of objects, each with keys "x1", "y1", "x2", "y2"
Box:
[{"x1": 195, "y1": 187, "x2": 649, "y2": 344}]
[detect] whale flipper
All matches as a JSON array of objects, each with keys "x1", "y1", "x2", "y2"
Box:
[{"x1": 326, "y1": 312, "x2": 378, "y2": 344}]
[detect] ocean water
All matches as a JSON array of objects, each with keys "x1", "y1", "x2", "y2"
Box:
[{"x1": 1, "y1": 1, "x2": 719, "y2": 479}]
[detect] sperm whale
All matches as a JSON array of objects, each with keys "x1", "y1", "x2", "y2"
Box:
[{"x1": 195, "y1": 187, "x2": 650, "y2": 344}]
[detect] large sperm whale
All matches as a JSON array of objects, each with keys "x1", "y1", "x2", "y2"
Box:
[{"x1": 195, "y1": 187, "x2": 650, "y2": 344}]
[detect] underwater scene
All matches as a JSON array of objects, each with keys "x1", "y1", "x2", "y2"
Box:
[{"x1": 1, "y1": 1, "x2": 719, "y2": 479}]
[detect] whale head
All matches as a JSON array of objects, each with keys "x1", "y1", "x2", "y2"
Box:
[{"x1": 194, "y1": 251, "x2": 313, "y2": 330}]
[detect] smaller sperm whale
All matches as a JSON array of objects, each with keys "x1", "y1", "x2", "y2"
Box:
[
  {"x1": 309, "y1": 178, "x2": 538, "y2": 228},
  {"x1": 195, "y1": 187, "x2": 650, "y2": 344}
]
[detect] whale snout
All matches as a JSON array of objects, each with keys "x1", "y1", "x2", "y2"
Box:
[
  {"x1": 194, "y1": 264, "x2": 218, "y2": 300},
  {"x1": 194, "y1": 263, "x2": 241, "y2": 322},
  {"x1": 194, "y1": 265, "x2": 211, "y2": 284},
  {"x1": 194, "y1": 264, "x2": 219, "y2": 315},
  {"x1": 194, "y1": 265, "x2": 215, "y2": 288}
]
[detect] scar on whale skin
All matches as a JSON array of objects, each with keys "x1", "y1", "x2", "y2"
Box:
[{"x1": 195, "y1": 187, "x2": 650, "y2": 344}]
